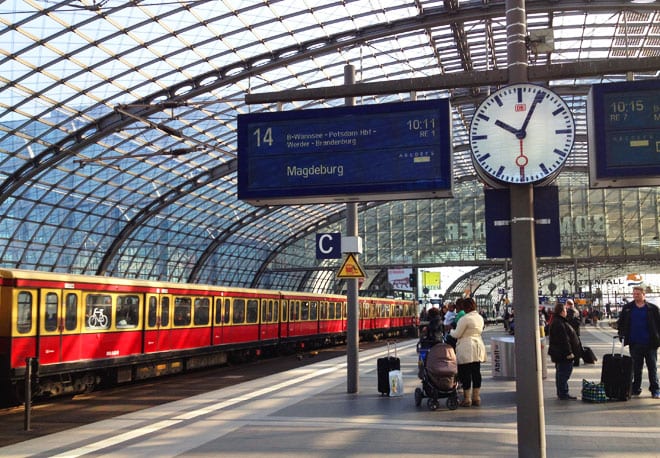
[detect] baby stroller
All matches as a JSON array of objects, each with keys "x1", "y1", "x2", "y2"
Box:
[{"x1": 414, "y1": 337, "x2": 459, "y2": 410}]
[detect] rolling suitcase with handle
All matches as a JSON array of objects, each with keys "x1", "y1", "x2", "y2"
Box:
[
  {"x1": 377, "y1": 341, "x2": 400, "y2": 396},
  {"x1": 601, "y1": 336, "x2": 633, "y2": 401}
]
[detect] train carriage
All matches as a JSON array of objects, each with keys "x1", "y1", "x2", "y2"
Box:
[
  {"x1": 318, "y1": 296, "x2": 347, "y2": 343},
  {"x1": 0, "y1": 268, "x2": 416, "y2": 404}
]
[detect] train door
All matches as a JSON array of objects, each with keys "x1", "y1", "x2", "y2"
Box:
[
  {"x1": 260, "y1": 298, "x2": 278, "y2": 342},
  {"x1": 144, "y1": 294, "x2": 172, "y2": 353},
  {"x1": 38, "y1": 289, "x2": 61, "y2": 364},
  {"x1": 38, "y1": 289, "x2": 82, "y2": 364},
  {"x1": 211, "y1": 297, "x2": 224, "y2": 345},
  {"x1": 279, "y1": 299, "x2": 289, "y2": 339}
]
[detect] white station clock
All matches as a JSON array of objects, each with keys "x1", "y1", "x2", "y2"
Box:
[{"x1": 469, "y1": 83, "x2": 576, "y2": 185}]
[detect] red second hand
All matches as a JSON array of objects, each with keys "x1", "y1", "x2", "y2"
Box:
[{"x1": 516, "y1": 138, "x2": 528, "y2": 179}]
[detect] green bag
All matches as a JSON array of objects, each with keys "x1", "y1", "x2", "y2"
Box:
[{"x1": 581, "y1": 379, "x2": 607, "y2": 403}]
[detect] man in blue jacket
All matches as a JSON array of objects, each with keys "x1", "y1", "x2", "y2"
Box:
[{"x1": 617, "y1": 285, "x2": 660, "y2": 399}]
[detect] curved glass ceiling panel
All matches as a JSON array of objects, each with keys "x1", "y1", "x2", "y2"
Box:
[{"x1": 0, "y1": 0, "x2": 657, "y2": 290}]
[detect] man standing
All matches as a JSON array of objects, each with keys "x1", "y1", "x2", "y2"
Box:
[
  {"x1": 617, "y1": 285, "x2": 660, "y2": 399},
  {"x1": 566, "y1": 299, "x2": 581, "y2": 366}
]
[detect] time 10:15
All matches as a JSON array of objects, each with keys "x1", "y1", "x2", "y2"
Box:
[{"x1": 609, "y1": 99, "x2": 645, "y2": 114}]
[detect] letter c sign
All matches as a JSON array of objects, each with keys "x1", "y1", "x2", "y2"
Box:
[{"x1": 316, "y1": 233, "x2": 341, "y2": 259}]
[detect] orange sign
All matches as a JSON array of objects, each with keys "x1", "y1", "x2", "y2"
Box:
[{"x1": 337, "y1": 253, "x2": 366, "y2": 279}]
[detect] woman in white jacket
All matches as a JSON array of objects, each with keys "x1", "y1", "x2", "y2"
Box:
[{"x1": 450, "y1": 297, "x2": 487, "y2": 406}]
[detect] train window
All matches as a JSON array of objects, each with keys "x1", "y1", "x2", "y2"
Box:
[
  {"x1": 290, "y1": 301, "x2": 298, "y2": 320},
  {"x1": 328, "y1": 302, "x2": 335, "y2": 319},
  {"x1": 16, "y1": 291, "x2": 33, "y2": 334},
  {"x1": 233, "y1": 299, "x2": 245, "y2": 324},
  {"x1": 281, "y1": 301, "x2": 289, "y2": 321},
  {"x1": 173, "y1": 297, "x2": 191, "y2": 326},
  {"x1": 148, "y1": 296, "x2": 157, "y2": 327},
  {"x1": 319, "y1": 302, "x2": 327, "y2": 320},
  {"x1": 161, "y1": 297, "x2": 170, "y2": 327},
  {"x1": 310, "y1": 301, "x2": 318, "y2": 320},
  {"x1": 116, "y1": 296, "x2": 139, "y2": 328},
  {"x1": 65, "y1": 293, "x2": 78, "y2": 331},
  {"x1": 246, "y1": 299, "x2": 258, "y2": 323},
  {"x1": 215, "y1": 298, "x2": 223, "y2": 325},
  {"x1": 85, "y1": 295, "x2": 111, "y2": 330},
  {"x1": 301, "y1": 301, "x2": 309, "y2": 320},
  {"x1": 223, "y1": 298, "x2": 230, "y2": 324},
  {"x1": 44, "y1": 292, "x2": 59, "y2": 332},
  {"x1": 194, "y1": 298, "x2": 210, "y2": 325},
  {"x1": 273, "y1": 300, "x2": 279, "y2": 321}
]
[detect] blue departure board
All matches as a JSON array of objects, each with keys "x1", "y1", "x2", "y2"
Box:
[
  {"x1": 588, "y1": 79, "x2": 660, "y2": 188},
  {"x1": 237, "y1": 100, "x2": 453, "y2": 205}
]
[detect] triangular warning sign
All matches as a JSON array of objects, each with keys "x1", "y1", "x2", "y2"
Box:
[{"x1": 337, "y1": 253, "x2": 366, "y2": 279}]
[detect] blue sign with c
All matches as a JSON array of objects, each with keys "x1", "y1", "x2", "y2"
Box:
[{"x1": 316, "y1": 233, "x2": 341, "y2": 259}]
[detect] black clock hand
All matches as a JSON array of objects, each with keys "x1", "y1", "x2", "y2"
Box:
[
  {"x1": 518, "y1": 91, "x2": 546, "y2": 137},
  {"x1": 494, "y1": 119, "x2": 519, "y2": 135}
]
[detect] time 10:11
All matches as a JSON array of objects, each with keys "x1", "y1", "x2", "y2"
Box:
[{"x1": 407, "y1": 118, "x2": 436, "y2": 130}]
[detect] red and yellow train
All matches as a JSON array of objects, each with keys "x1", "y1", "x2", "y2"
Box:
[{"x1": 0, "y1": 269, "x2": 417, "y2": 403}]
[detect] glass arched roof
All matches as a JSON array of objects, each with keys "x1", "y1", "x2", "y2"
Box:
[{"x1": 0, "y1": 0, "x2": 658, "y2": 288}]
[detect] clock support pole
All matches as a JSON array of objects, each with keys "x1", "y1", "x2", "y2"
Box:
[
  {"x1": 506, "y1": 1, "x2": 547, "y2": 457},
  {"x1": 344, "y1": 64, "x2": 360, "y2": 394}
]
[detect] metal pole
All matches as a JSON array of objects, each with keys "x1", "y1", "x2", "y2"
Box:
[
  {"x1": 344, "y1": 64, "x2": 360, "y2": 394},
  {"x1": 506, "y1": 1, "x2": 546, "y2": 456},
  {"x1": 24, "y1": 358, "x2": 33, "y2": 431}
]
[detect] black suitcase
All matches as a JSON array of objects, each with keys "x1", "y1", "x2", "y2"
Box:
[
  {"x1": 601, "y1": 336, "x2": 633, "y2": 401},
  {"x1": 377, "y1": 341, "x2": 400, "y2": 396}
]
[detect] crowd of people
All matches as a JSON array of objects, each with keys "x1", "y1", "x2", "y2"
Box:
[
  {"x1": 419, "y1": 285, "x2": 660, "y2": 405},
  {"x1": 546, "y1": 286, "x2": 660, "y2": 400}
]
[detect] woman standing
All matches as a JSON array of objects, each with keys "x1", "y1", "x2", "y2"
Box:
[
  {"x1": 450, "y1": 297, "x2": 487, "y2": 406},
  {"x1": 548, "y1": 302, "x2": 582, "y2": 400}
]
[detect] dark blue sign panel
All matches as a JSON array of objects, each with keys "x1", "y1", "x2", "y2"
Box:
[
  {"x1": 485, "y1": 186, "x2": 560, "y2": 258},
  {"x1": 316, "y1": 233, "x2": 341, "y2": 259},
  {"x1": 237, "y1": 100, "x2": 453, "y2": 205},
  {"x1": 588, "y1": 80, "x2": 660, "y2": 188}
]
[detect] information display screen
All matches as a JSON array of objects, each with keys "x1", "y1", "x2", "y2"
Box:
[
  {"x1": 237, "y1": 100, "x2": 453, "y2": 205},
  {"x1": 588, "y1": 80, "x2": 660, "y2": 188}
]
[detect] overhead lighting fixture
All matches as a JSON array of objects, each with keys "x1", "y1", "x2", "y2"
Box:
[
  {"x1": 74, "y1": 146, "x2": 202, "y2": 166},
  {"x1": 115, "y1": 105, "x2": 185, "y2": 140}
]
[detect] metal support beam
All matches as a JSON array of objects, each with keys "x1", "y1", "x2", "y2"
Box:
[{"x1": 245, "y1": 57, "x2": 660, "y2": 104}]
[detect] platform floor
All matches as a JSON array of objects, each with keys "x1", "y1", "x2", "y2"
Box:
[{"x1": 1, "y1": 323, "x2": 659, "y2": 458}]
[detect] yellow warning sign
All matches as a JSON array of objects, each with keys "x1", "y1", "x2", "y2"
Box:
[{"x1": 336, "y1": 253, "x2": 366, "y2": 279}]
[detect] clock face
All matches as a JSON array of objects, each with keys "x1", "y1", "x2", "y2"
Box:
[{"x1": 469, "y1": 83, "x2": 576, "y2": 184}]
